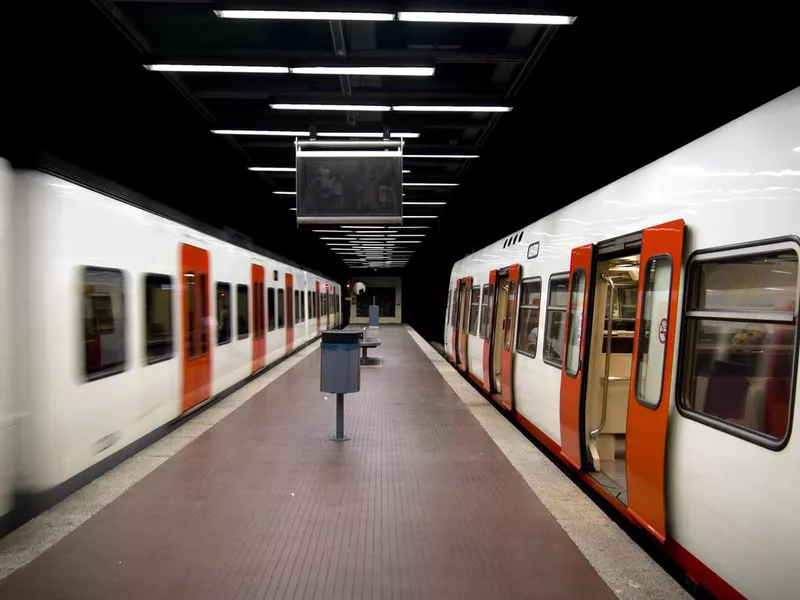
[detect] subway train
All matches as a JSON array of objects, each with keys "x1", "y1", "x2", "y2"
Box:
[
  {"x1": 0, "y1": 156, "x2": 341, "y2": 535},
  {"x1": 444, "y1": 86, "x2": 800, "y2": 600}
]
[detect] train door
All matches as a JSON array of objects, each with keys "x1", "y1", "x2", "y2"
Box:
[
  {"x1": 326, "y1": 286, "x2": 331, "y2": 330},
  {"x1": 456, "y1": 276, "x2": 472, "y2": 371},
  {"x1": 451, "y1": 279, "x2": 461, "y2": 359},
  {"x1": 489, "y1": 265, "x2": 520, "y2": 410},
  {"x1": 315, "y1": 281, "x2": 321, "y2": 332},
  {"x1": 482, "y1": 271, "x2": 497, "y2": 389},
  {"x1": 251, "y1": 264, "x2": 265, "y2": 373},
  {"x1": 181, "y1": 243, "x2": 211, "y2": 412},
  {"x1": 625, "y1": 219, "x2": 684, "y2": 541},
  {"x1": 286, "y1": 273, "x2": 294, "y2": 353}
]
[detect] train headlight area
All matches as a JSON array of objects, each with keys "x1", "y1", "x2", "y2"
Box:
[{"x1": 3, "y1": 3, "x2": 800, "y2": 599}]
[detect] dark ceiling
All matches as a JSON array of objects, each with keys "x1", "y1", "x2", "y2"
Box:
[{"x1": 4, "y1": 3, "x2": 799, "y2": 338}]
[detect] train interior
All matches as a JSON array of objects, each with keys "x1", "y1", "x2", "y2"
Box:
[{"x1": 584, "y1": 253, "x2": 641, "y2": 505}]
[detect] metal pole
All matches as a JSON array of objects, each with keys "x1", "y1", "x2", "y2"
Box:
[{"x1": 331, "y1": 392, "x2": 350, "y2": 441}]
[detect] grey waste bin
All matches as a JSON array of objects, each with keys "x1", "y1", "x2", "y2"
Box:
[
  {"x1": 320, "y1": 330, "x2": 361, "y2": 441},
  {"x1": 369, "y1": 305, "x2": 380, "y2": 327}
]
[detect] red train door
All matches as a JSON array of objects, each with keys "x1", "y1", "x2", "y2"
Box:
[
  {"x1": 482, "y1": 270, "x2": 497, "y2": 390},
  {"x1": 286, "y1": 273, "x2": 294, "y2": 352},
  {"x1": 315, "y1": 281, "x2": 321, "y2": 332},
  {"x1": 559, "y1": 244, "x2": 594, "y2": 470},
  {"x1": 251, "y1": 264, "x2": 266, "y2": 373},
  {"x1": 499, "y1": 265, "x2": 521, "y2": 410},
  {"x1": 626, "y1": 219, "x2": 685, "y2": 542},
  {"x1": 456, "y1": 276, "x2": 472, "y2": 372},
  {"x1": 181, "y1": 243, "x2": 211, "y2": 412},
  {"x1": 451, "y1": 279, "x2": 461, "y2": 360}
]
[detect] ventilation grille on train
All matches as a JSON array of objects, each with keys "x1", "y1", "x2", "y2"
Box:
[{"x1": 502, "y1": 230, "x2": 525, "y2": 249}]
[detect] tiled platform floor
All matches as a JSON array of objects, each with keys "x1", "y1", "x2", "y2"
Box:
[{"x1": 0, "y1": 326, "x2": 614, "y2": 599}]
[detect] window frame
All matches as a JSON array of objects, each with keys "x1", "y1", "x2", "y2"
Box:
[
  {"x1": 236, "y1": 283, "x2": 249, "y2": 340},
  {"x1": 468, "y1": 285, "x2": 481, "y2": 336},
  {"x1": 676, "y1": 237, "x2": 800, "y2": 451},
  {"x1": 478, "y1": 284, "x2": 490, "y2": 339},
  {"x1": 216, "y1": 281, "x2": 232, "y2": 346},
  {"x1": 543, "y1": 272, "x2": 570, "y2": 369},
  {"x1": 634, "y1": 255, "x2": 672, "y2": 409},
  {"x1": 503, "y1": 279, "x2": 517, "y2": 351},
  {"x1": 515, "y1": 277, "x2": 542, "y2": 360},
  {"x1": 143, "y1": 273, "x2": 174, "y2": 364},
  {"x1": 84, "y1": 266, "x2": 127, "y2": 381}
]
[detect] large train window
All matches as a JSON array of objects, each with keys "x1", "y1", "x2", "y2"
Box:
[
  {"x1": 679, "y1": 242, "x2": 799, "y2": 448},
  {"x1": 144, "y1": 273, "x2": 174, "y2": 364},
  {"x1": 479, "y1": 285, "x2": 490, "y2": 338},
  {"x1": 635, "y1": 258, "x2": 671, "y2": 407},
  {"x1": 216, "y1": 282, "x2": 231, "y2": 345},
  {"x1": 564, "y1": 270, "x2": 587, "y2": 377},
  {"x1": 543, "y1": 274, "x2": 569, "y2": 368},
  {"x1": 516, "y1": 278, "x2": 542, "y2": 359},
  {"x1": 84, "y1": 267, "x2": 126, "y2": 379},
  {"x1": 278, "y1": 289, "x2": 285, "y2": 328},
  {"x1": 468, "y1": 286, "x2": 481, "y2": 336},
  {"x1": 236, "y1": 284, "x2": 249, "y2": 339},
  {"x1": 267, "y1": 287, "x2": 276, "y2": 331},
  {"x1": 450, "y1": 287, "x2": 458, "y2": 328}
]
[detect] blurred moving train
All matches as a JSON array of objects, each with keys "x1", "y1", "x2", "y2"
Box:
[
  {"x1": 0, "y1": 157, "x2": 341, "y2": 534},
  {"x1": 445, "y1": 86, "x2": 800, "y2": 600}
]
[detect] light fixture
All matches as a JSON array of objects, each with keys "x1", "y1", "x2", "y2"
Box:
[
  {"x1": 215, "y1": 10, "x2": 395, "y2": 21},
  {"x1": 402, "y1": 170, "x2": 410, "y2": 174},
  {"x1": 290, "y1": 66, "x2": 434, "y2": 77},
  {"x1": 403, "y1": 215, "x2": 438, "y2": 219},
  {"x1": 298, "y1": 151, "x2": 403, "y2": 158},
  {"x1": 144, "y1": 64, "x2": 289, "y2": 74},
  {"x1": 249, "y1": 167, "x2": 296, "y2": 172},
  {"x1": 315, "y1": 230, "x2": 348, "y2": 233},
  {"x1": 403, "y1": 202, "x2": 447, "y2": 205},
  {"x1": 212, "y1": 129, "x2": 419, "y2": 138},
  {"x1": 341, "y1": 225, "x2": 384, "y2": 229},
  {"x1": 290, "y1": 208, "x2": 297, "y2": 211},
  {"x1": 396, "y1": 12, "x2": 577, "y2": 25},
  {"x1": 391, "y1": 234, "x2": 426, "y2": 237},
  {"x1": 270, "y1": 103, "x2": 391, "y2": 112},
  {"x1": 402, "y1": 182, "x2": 458, "y2": 187},
  {"x1": 393, "y1": 105, "x2": 511, "y2": 113},
  {"x1": 273, "y1": 191, "x2": 296, "y2": 195},
  {"x1": 404, "y1": 154, "x2": 479, "y2": 159},
  {"x1": 398, "y1": 226, "x2": 430, "y2": 229}
]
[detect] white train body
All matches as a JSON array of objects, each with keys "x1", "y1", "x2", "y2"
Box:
[
  {"x1": 0, "y1": 164, "x2": 340, "y2": 529},
  {"x1": 444, "y1": 87, "x2": 800, "y2": 599}
]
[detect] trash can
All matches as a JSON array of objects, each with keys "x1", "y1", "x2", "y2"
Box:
[{"x1": 320, "y1": 330, "x2": 361, "y2": 394}]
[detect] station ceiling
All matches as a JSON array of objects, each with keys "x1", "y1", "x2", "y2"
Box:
[{"x1": 91, "y1": 1, "x2": 576, "y2": 269}]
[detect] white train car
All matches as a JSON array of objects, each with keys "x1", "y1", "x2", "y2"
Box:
[
  {"x1": 0, "y1": 159, "x2": 340, "y2": 532},
  {"x1": 444, "y1": 86, "x2": 800, "y2": 599}
]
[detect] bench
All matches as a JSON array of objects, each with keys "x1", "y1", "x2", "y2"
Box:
[{"x1": 358, "y1": 326, "x2": 381, "y2": 364}]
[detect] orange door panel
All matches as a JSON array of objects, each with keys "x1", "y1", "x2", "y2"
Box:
[
  {"x1": 457, "y1": 276, "x2": 472, "y2": 372},
  {"x1": 499, "y1": 265, "x2": 521, "y2": 410},
  {"x1": 482, "y1": 270, "x2": 497, "y2": 390},
  {"x1": 286, "y1": 273, "x2": 294, "y2": 353},
  {"x1": 315, "y1": 281, "x2": 321, "y2": 332},
  {"x1": 451, "y1": 279, "x2": 461, "y2": 360},
  {"x1": 181, "y1": 244, "x2": 211, "y2": 412},
  {"x1": 626, "y1": 219, "x2": 685, "y2": 542},
  {"x1": 559, "y1": 244, "x2": 594, "y2": 470},
  {"x1": 251, "y1": 264, "x2": 266, "y2": 373}
]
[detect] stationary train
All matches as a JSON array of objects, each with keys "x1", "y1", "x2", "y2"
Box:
[
  {"x1": 444, "y1": 86, "x2": 800, "y2": 600},
  {"x1": 0, "y1": 157, "x2": 341, "y2": 534}
]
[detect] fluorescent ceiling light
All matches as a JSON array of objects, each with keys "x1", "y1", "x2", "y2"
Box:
[
  {"x1": 391, "y1": 234, "x2": 426, "y2": 237},
  {"x1": 299, "y1": 151, "x2": 403, "y2": 158},
  {"x1": 403, "y1": 201, "x2": 446, "y2": 205},
  {"x1": 403, "y1": 182, "x2": 458, "y2": 187},
  {"x1": 215, "y1": 10, "x2": 395, "y2": 21},
  {"x1": 398, "y1": 226, "x2": 429, "y2": 229},
  {"x1": 404, "y1": 154, "x2": 479, "y2": 159},
  {"x1": 341, "y1": 225, "x2": 384, "y2": 229},
  {"x1": 290, "y1": 208, "x2": 297, "y2": 211},
  {"x1": 402, "y1": 170, "x2": 410, "y2": 174},
  {"x1": 273, "y1": 191, "x2": 296, "y2": 195},
  {"x1": 271, "y1": 103, "x2": 391, "y2": 112},
  {"x1": 404, "y1": 215, "x2": 438, "y2": 219},
  {"x1": 315, "y1": 230, "x2": 348, "y2": 233},
  {"x1": 145, "y1": 64, "x2": 289, "y2": 74},
  {"x1": 396, "y1": 12, "x2": 576, "y2": 25},
  {"x1": 249, "y1": 167, "x2": 296, "y2": 172},
  {"x1": 356, "y1": 230, "x2": 397, "y2": 233},
  {"x1": 212, "y1": 129, "x2": 418, "y2": 138},
  {"x1": 393, "y1": 105, "x2": 511, "y2": 113},
  {"x1": 290, "y1": 66, "x2": 434, "y2": 77}
]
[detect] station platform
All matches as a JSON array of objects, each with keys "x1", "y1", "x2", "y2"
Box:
[{"x1": 0, "y1": 325, "x2": 686, "y2": 600}]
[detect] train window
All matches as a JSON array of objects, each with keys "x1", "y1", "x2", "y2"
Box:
[
  {"x1": 469, "y1": 286, "x2": 481, "y2": 336},
  {"x1": 267, "y1": 287, "x2": 276, "y2": 331},
  {"x1": 479, "y1": 284, "x2": 490, "y2": 339},
  {"x1": 635, "y1": 258, "x2": 672, "y2": 407},
  {"x1": 307, "y1": 291, "x2": 311, "y2": 320},
  {"x1": 543, "y1": 274, "x2": 570, "y2": 368},
  {"x1": 504, "y1": 280, "x2": 517, "y2": 351},
  {"x1": 516, "y1": 278, "x2": 542, "y2": 359},
  {"x1": 446, "y1": 290, "x2": 451, "y2": 326},
  {"x1": 257, "y1": 282, "x2": 266, "y2": 339},
  {"x1": 679, "y1": 245, "x2": 799, "y2": 447},
  {"x1": 450, "y1": 287, "x2": 458, "y2": 328},
  {"x1": 84, "y1": 267, "x2": 126, "y2": 379},
  {"x1": 236, "y1": 284, "x2": 249, "y2": 339},
  {"x1": 216, "y1": 282, "x2": 232, "y2": 346},
  {"x1": 564, "y1": 270, "x2": 587, "y2": 377},
  {"x1": 294, "y1": 290, "x2": 300, "y2": 324},
  {"x1": 144, "y1": 274, "x2": 173, "y2": 364},
  {"x1": 278, "y1": 288, "x2": 285, "y2": 328}
]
